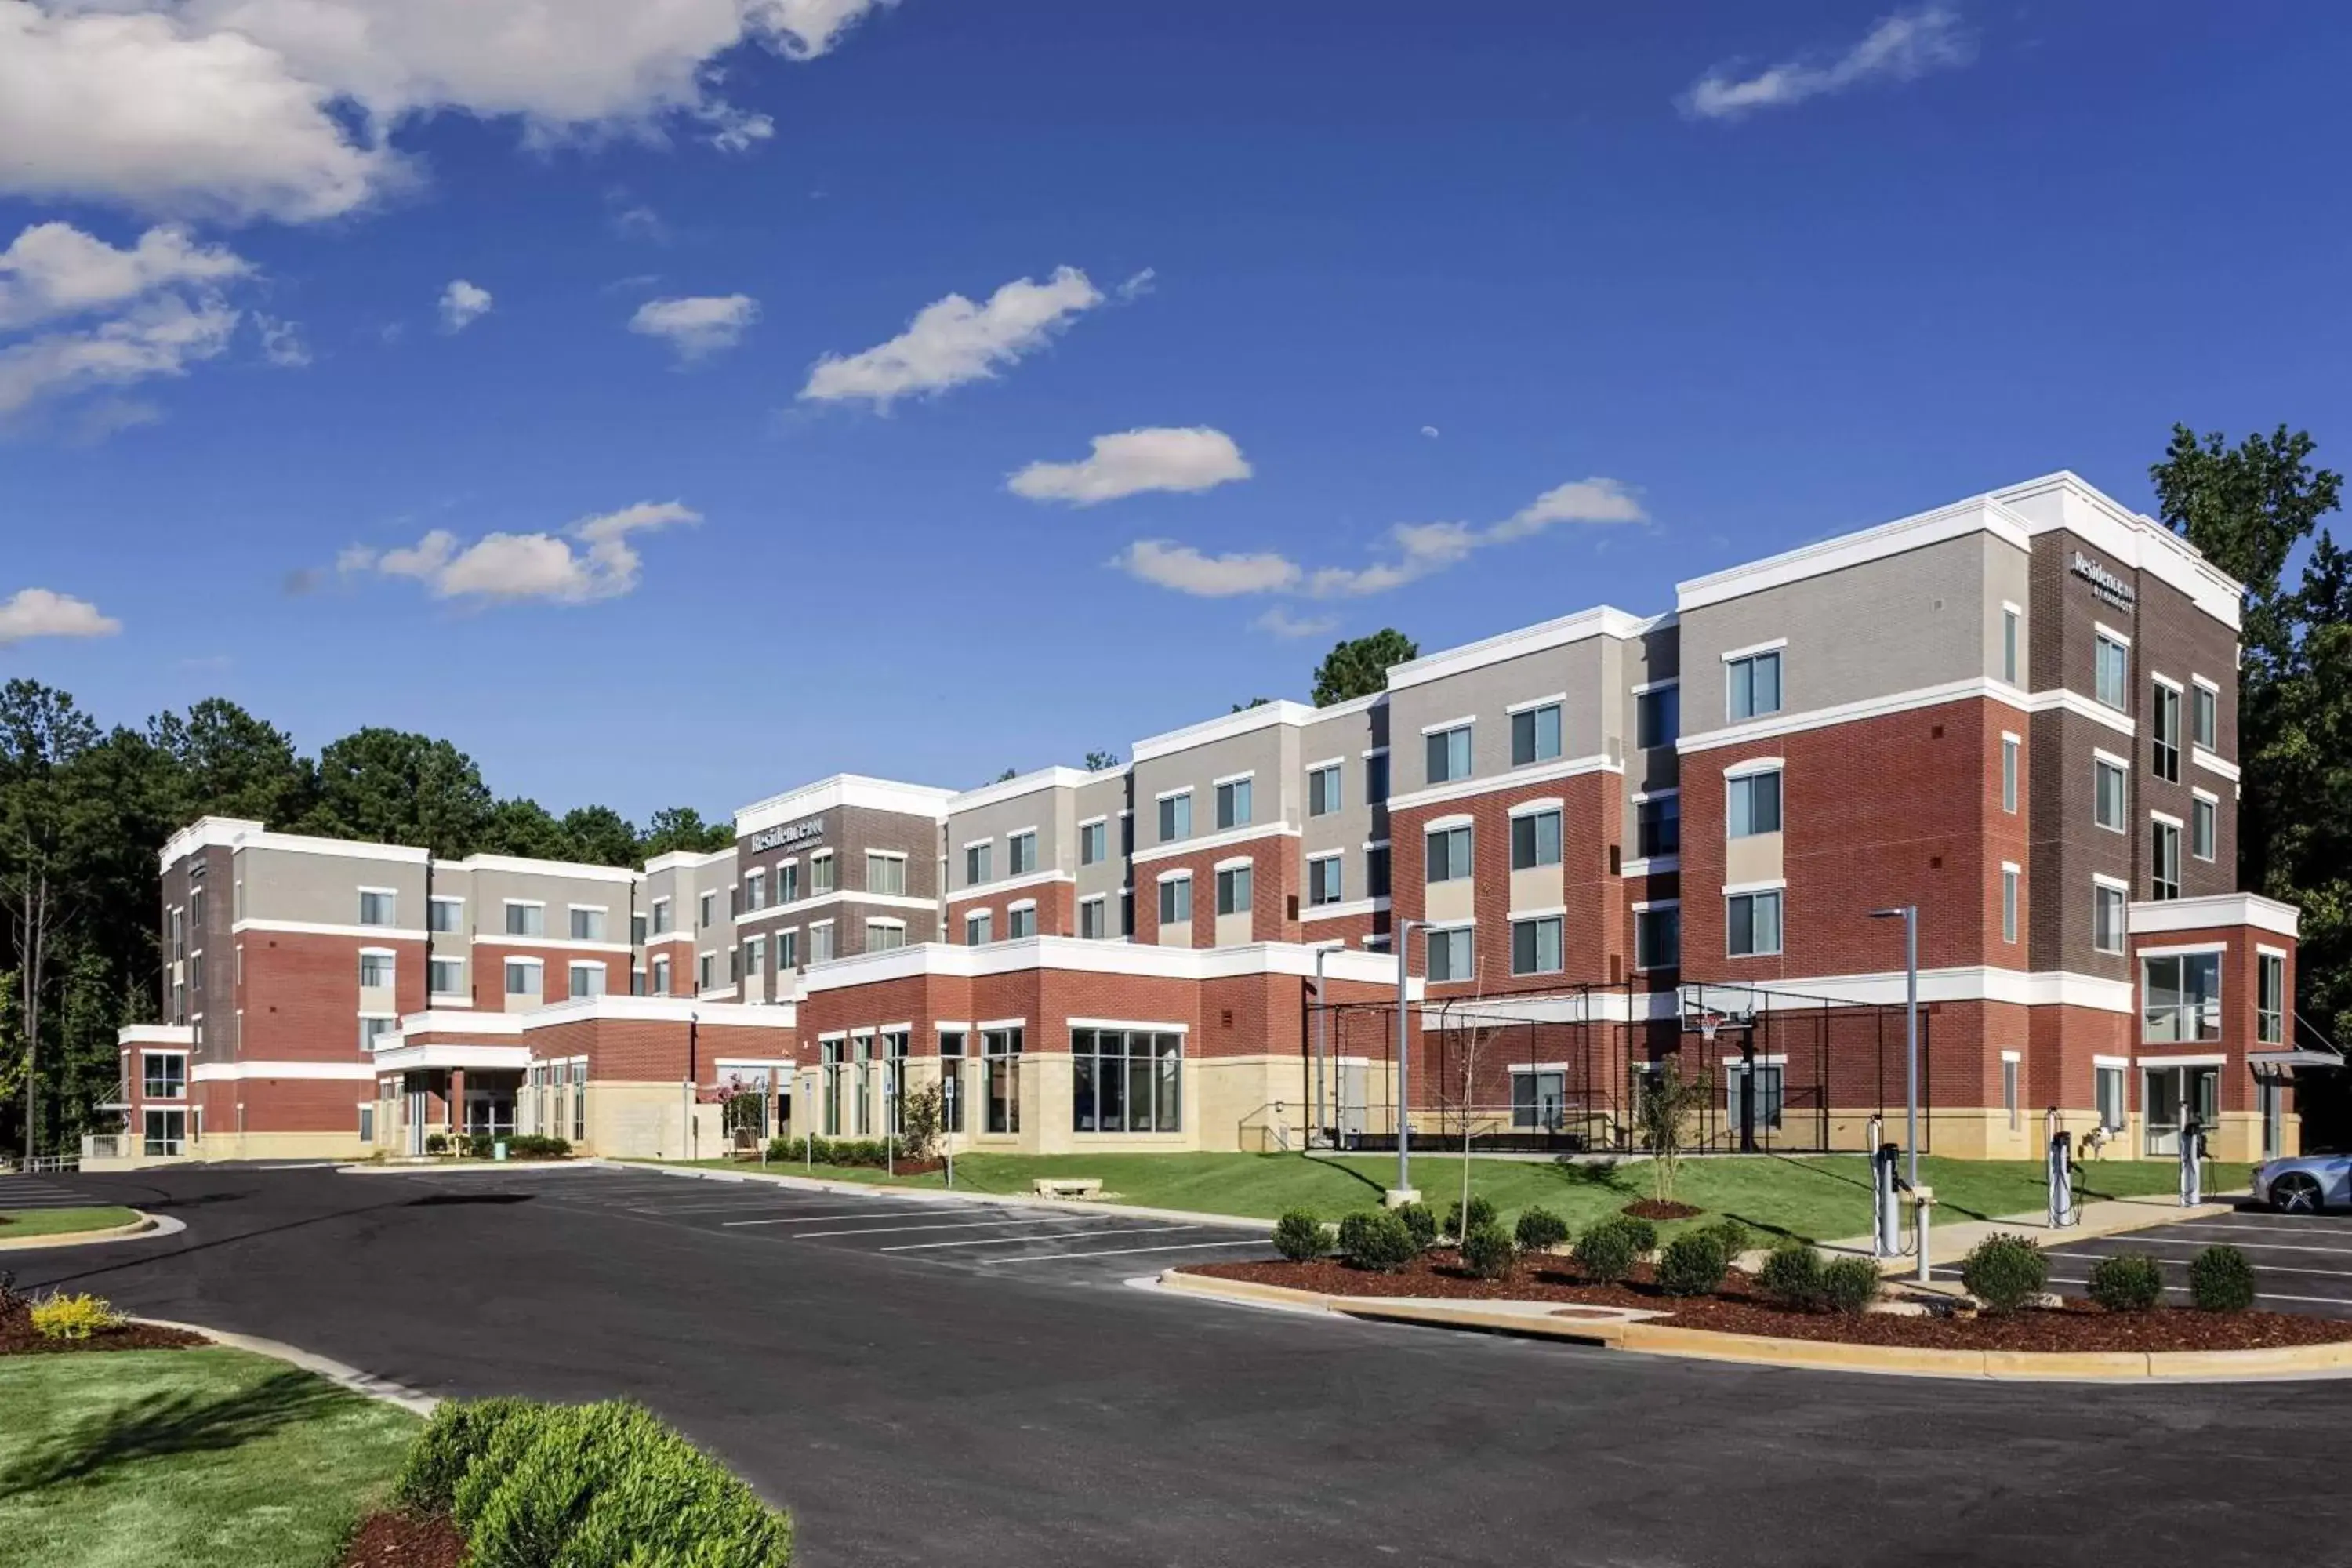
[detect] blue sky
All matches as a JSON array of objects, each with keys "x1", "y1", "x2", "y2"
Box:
[{"x1": 5, "y1": 1, "x2": 2348, "y2": 823}]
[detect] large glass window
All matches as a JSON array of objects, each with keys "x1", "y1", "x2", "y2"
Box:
[
  {"x1": 1726, "y1": 650, "x2": 1782, "y2": 721},
  {"x1": 778, "y1": 930, "x2": 798, "y2": 971},
  {"x1": 1724, "y1": 1062, "x2": 1785, "y2": 1131},
  {"x1": 650, "y1": 898, "x2": 671, "y2": 935},
  {"x1": 1511, "y1": 809, "x2": 1563, "y2": 870},
  {"x1": 743, "y1": 871, "x2": 765, "y2": 912},
  {"x1": 868, "y1": 853, "x2": 907, "y2": 896},
  {"x1": 2193, "y1": 682, "x2": 2219, "y2": 750},
  {"x1": 1080, "y1": 897, "x2": 1107, "y2": 939},
  {"x1": 505, "y1": 959, "x2": 541, "y2": 996},
  {"x1": 1072, "y1": 1028, "x2": 1184, "y2": 1134},
  {"x1": 1426, "y1": 927, "x2": 1474, "y2": 982},
  {"x1": 1080, "y1": 820, "x2": 1107, "y2": 864},
  {"x1": 2191, "y1": 796, "x2": 2216, "y2": 862},
  {"x1": 2143, "y1": 951, "x2": 2223, "y2": 1043},
  {"x1": 1159, "y1": 875, "x2": 1192, "y2": 927},
  {"x1": 2096, "y1": 1065, "x2": 2126, "y2": 1131},
  {"x1": 1512, "y1": 1069, "x2": 1565, "y2": 1131},
  {"x1": 1727, "y1": 891, "x2": 1782, "y2": 957},
  {"x1": 884, "y1": 1030, "x2": 909, "y2": 1137},
  {"x1": 2259, "y1": 952, "x2": 2287, "y2": 1045},
  {"x1": 2094, "y1": 756, "x2": 2126, "y2": 831},
  {"x1": 1005, "y1": 906, "x2": 1035, "y2": 940},
  {"x1": 1426, "y1": 824, "x2": 1473, "y2": 882},
  {"x1": 985, "y1": 1027, "x2": 1022, "y2": 1134},
  {"x1": 1425, "y1": 724, "x2": 1472, "y2": 785},
  {"x1": 852, "y1": 1033, "x2": 873, "y2": 1136},
  {"x1": 358, "y1": 890, "x2": 395, "y2": 927},
  {"x1": 1214, "y1": 779, "x2": 1252, "y2": 830},
  {"x1": 938, "y1": 1032, "x2": 967, "y2": 1133},
  {"x1": 2095, "y1": 633, "x2": 2129, "y2": 710},
  {"x1": 1726, "y1": 770, "x2": 1782, "y2": 837},
  {"x1": 1635, "y1": 906, "x2": 1680, "y2": 971},
  {"x1": 1511, "y1": 703, "x2": 1562, "y2": 766},
  {"x1": 868, "y1": 920, "x2": 907, "y2": 950},
  {"x1": 1007, "y1": 832, "x2": 1038, "y2": 876},
  {"x1": 810, "y1": 852, "x2": 836, "y2": 895},
  {"x1": 1637, "y1": 684, "x2": 1679, "y2": 750},
  {"x1": 430, "y1": 896, "x2": 463, "y2": 933},
  {"x1": 2151, "y1": 681, "x2": 2182, "y2": 782},
  {"x1": 2152, "y1": 818, "x2": 2182, "y2": 900},
  {"x1": 569, "y1": 961, "x2": 605, "y2": 999},
  {"x1": 966, "y1": 910, "x2": 993, "y2": 946},
  {"x1": 1510, "y1": 916, "x2": 1563, "y2": 976},
  {"x1": 570, "y1": 906, "x2": 606, "y2": 942},
  {"x1": 1215, "y1": 864, "x2": 1253, "y2": 917},
  {"x1": 809, "y1": 923, "x2": 835, "y2": 964},
  {"x1": 965, "y1": 843, "x2": 993, "y2": 886},
  {"x1": 1637, "y1": 795, "x2": 1680, "y2": 858},
  {"x1": 505, "y1": 902, "x2": 544, "y2": 937},
  {"x1": 430, "y1": 956, "x2": 464, "y2": 996},
  {"x1": 779, "y1": 862, "x2": 800, "y2": 905},
  {"x1": 2093, "y1": 882, "x2": 2126, "y2": 953},
  {"x1": 821, "y1": 1039, "x2": 844, "y2": 1135},
  {"x1": 1158, "y1": 791, "x2": 1192, "y2": 843},
  {"x1": 359, "y1": 950, "x2": 395, "y2": 988},
  {"x1": 143, "y1": 1108, "x2": 187, "y2": 1156},
  {"x1": 142, "y1": 1052, "x2": 185, "y2": 1099},
  {"x1": 1308, "y1": 855, "x2": 1344, "y2": 906},
  {"x1": 699, "y1": 891, "x2": 717, "y2": 928},
  {"x1": 1308, "y1": 764, "x2": 1341, "y2": 817}
]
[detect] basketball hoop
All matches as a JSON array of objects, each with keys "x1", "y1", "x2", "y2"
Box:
[{"x1": 1698, "y1": 1012, "x2": 1722, "y2": 1044}]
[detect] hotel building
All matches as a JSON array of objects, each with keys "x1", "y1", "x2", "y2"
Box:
[{"x1": 100, "y1": 472, "x2": 2317, "y2": 1168}]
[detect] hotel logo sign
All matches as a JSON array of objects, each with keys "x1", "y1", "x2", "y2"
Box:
[
  {"x1": 2070, "y1": 550, "x2": 2136, "y2": 611},
  {"x1": 748, "y1": 816, "x2": 826, "y2": 853}
]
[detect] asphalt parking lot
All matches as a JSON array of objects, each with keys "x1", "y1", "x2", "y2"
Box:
[
  {"x1": 0, "y1": 1168, "x2": 113, "y2": 1213},
  {"x1": 1929, "y1": 1205, "x2": 2352, "y2": 1318},
  {"x1": 16, "y1": 1163, "x2": 2352, "y2": 1567}
]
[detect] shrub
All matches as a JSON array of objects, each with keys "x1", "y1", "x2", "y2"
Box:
[
  {"x1": 1756, "y1": 1240, "x2": 1825, "y2": 1308},
  {"x1": 506, "y1": 1135, "x2": 571, "y2": 1160},
  {"x1": 425, "y1": 1132, "x2": 449, "y2": 1156},
  {"x1": 1572, "y1": 1218, "x2": 1640, "y2": 1285},
  {"x1": 1614, "y1": 1215, "x2": 1658, "y2": 1257},
  {"x1": 2088, "y1": 1252, "x2": 2167, "y2": 1313},
  {"x1": 452, "y1": 1403, "x2": 561, "y2": 1532},
  {"x1": 1395, "y1": 1202, "x2": 1437, "y2": 1252},
  {"x1": 1272, "y1": 1208, "x2": 1332, "y2": 1263},
  {"x1": 396, "y1": 1396, "x2": 541, "y2": 1514},
  {"x1": 1656, "y1": 1232, "x2": 1729, "y2": 1297},
  {"x1": 1960, "y1": 1232, "x2": 2049, "y2": 1314},
  {"x1": 0, "y1": 1269, "x2": 25, "y2": 1317},
  {"x1": 1338, "y1": 1210, "x2": 1418, "y2": 1272},
  {"x1": 466, "y1": 1133, "x2": 495, "y2": 1160},
  {"x1": 2190, "y1": 1244, "x2": 2257, "y2": 1312},
  {"x1": 1458, "y1": 1221, "x2": 1516, "y2": 1281},
  {"x1": 28, "y1": 1292, "x2": 119, "y2": 1340},
  {"x1": 1700, "y1": 1218, "x2": 1754, "y2": 1265},
  {"x1": 1513, "y1": 1205, "x2": 1571, "y2": 1254},
  {"x1": 1443, "y1": 1194, "x2": 1497, "y2": 1240},
  {"x1": 1819, "y1": 1258, "x2": 1882, "y2": 1316}
]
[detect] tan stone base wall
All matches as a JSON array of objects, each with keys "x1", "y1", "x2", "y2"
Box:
[
  {"x1": 192, "y1": 1131, "x2": 372, "y2": 1163},
  {"x1": 583, "y1": 1082, "x2": 722, "y2": 1161}
]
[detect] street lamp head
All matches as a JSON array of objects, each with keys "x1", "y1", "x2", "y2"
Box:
[{"x1": 1868, "y1": 906, "x2": 1911, "y2": 920}]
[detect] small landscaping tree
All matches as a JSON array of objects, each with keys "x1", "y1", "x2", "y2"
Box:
[
  {"x1": 1758, "y1": 1240, "x2": 1825, "y2": 1308},
  {"x1": 2190, "y1": 1244, "x2": 2257, "y2": 1312},
  {"x1": 2088, "y1": 1252, "x2": 2166, "y2": 1313},
  {"x1": 898, "y1": 1081, "x2": 943, "y2": 1163},
  {"x1": 1572, "y1": 1218, "x2": 1640, "y2": 1285},
  {"x1": 1819, "y1": 1258, "x2": 1882, "y2": 1316},
  {"x1": 1339, "y1": 1209, "x2": 1418, "y2": 1272},
  {"x1": 1513, "y1": 1205, "x2": 1570, "y2": 1254},
  {"x1": 1396, "y1": 1201, "x2": 1437, "y2": 1252},
  {"x1": 1459, "y1": 1221, "x2": 1516, "y2": 1281},
  {"x1": 1614, "y1": 1215, "x2": 1658, "y2": 1257},
  {"x1": 1272, "y1": 1207, "x2": 1333, "y2": 1262},
  {"x1": 1443, "y1": 1194, "x2": 1497, "y2": 1241},
  {"x1": 720, "y1": 1088, "x2": 766, "y2": 1149},
  {"x1": 1635, "y1": 1055, "x2": 1710, "y2": 1207},
  {"x1": 1700, "y1": 1217, "x2": 1753, "y2": 1266},
  {"x1": 1959, "y1": 1232, "x2": 2049, "y2": 1314},
  {"x1": 1656, "y1": 1232, "x2": 1729, "y2": 1297}
]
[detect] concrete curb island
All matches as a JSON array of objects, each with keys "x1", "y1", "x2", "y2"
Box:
[
  {"x1": 1156, "y1": 1270, "x2": 2352, "y2": 1382},
  {"x1": 0, "y1": 1212, "x2": 178, "y2": 1251},
  {"x1": 622, "y1": 1160, "x2": 1285, "y2": 1232},
  {"x1": 132, "y1": 1318, "x2": 442, "y2": 1415}
]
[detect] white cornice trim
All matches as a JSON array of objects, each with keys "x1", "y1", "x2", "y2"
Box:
[
  {"x1": 1301, "y1": 896, "x2": 1389, "y2": 924},
  {"x1": 641, "y1": 848, "x2": 733, "y2": 874},
  {"x1": 234, "y1": 918, "x2": 426, "y2": 942},
  {"x1": 1131, "y1": 699, "x2": 1317, "y2": 764},
  {"x1": 1676, "y1": 495, "x2": 2031, "y2": 613},
  {"x1": 2128, "y1": 893, "x2": 2298, "y2": 940},
  {"x1": 1129, "y1": 822, "x2": 1301, "y2": 866},
  {"x1": 372, "y1": 1041, "x2": 532, "y2": 1072},
  {"x1": 192, "y1": 1059, "x2": 379, "y2": 1082},
  {"x1": 161, "y1": 817, "x2": 431, "y2": 873},
  {"x1": 1693, "y1": 965, "x2": 2134, "y2": 1014},
  {"x1": 1386, "y1": 606, "x2": 1653, "y2": 691},
  {"x1": 741, "y1": 889, "x2": 938, "y2": 923},
  {"x1": 947, "y1": 869, "x2": 1076, "y2": 904},
  {"x1": 1991, "y1": 471, "x2": 2245, "y2": 632},
  {"x1": 1680, "y1": 679, "x2": 2016, "y2": 755},
  {"x1": 1385, "y1": 753, "x2": 1618, "y2": 812},
  {"x1": 452, "y1": 853, "x2": 638, "y2": 884},
  {"x1": 471, "y1": 935, "x2": 633, "y2": 956},
  {"x1": 117, "y1": 1024, "x2": 194, "y2": 1047},
  {"x1": 800, "y1": 934, "x2": 1417, "y2": 995},
  {"x1": 2191, "y1": 747, "x2": 2241, "y2": 782},
  {"x1": 946, "y1": 766, "x2": 1094, "y2": 815},
  {"x1": 735, "y1": 774, "x2": 957, "y2": 837}
]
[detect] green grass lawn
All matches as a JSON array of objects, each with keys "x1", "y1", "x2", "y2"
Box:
[
  {"x1": 0, "y1": 1348, "x2": 419, "y2": 1568},
  {"x1": 642, "y1": 1151, "x2": 2248, "y2": 1244},
  {"x1": 0, "y1": 1208, "x2": 141, "y2": 1241}
]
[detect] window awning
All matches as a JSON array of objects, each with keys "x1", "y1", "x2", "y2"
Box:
[{"x1": 2247, "y1": 1049, "x2": 2344, "y2": 1080}]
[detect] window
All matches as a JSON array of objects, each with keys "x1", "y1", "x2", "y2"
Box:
[
  {"x1": 504, "y1": 959, "x2": 542, "y2": 996},
  {"x1": 851, "y1": 1033, "x2": 873, "y2": 1137},
  {"x1": 1215, "y1": 864, "x2": 1253, "y2": 917},
  {"x1": 729, "y1": 946, "x2": 740, "y2": 983},
  {"x1": 358, "y1": 951, "x2": 395, "y2": 988},
  {"x1": 743, "y1": 870, "x2": 765, "y2": 912},
  {"x1": 1007, "y1": 831, "x2": 1038, "y2": 876},
  {"x1": 810, "y1": 853, "x2": 836, "y2": 896},
  {"x1": 652, "y1": 956, "x2": 671, "y2": 993},
  {"x1": 777, "y1": 930, "x2": 797, "y2": 971},
  {"x1": 1308, "y1": 764, "x2": 1341, "y2": 818},
  {"x1": 743, "y1": 938, "x2": 764, "y2": 978},
  {"x1": 2152, "y1": 818, "x2": 2181, "y2": 901},
  {"x1": 1727, "y1": 891, "x2": 1783, "y2": 957},
  {"x1": 1637, "y1": 685, "x2": 1679, "y2": 750},
  {"x1": 570, "y1": 906, "x2": 606, "y2": 942},
  {"x1": 2002, "y1": 735, "x2": 2020, "y2": 814},
  {"x1": 1007, "y1": 905, "x2": 1036, "y2": 940},
  {"x1": 697, "y1": 952, "x2": 714, "y2": 990},
  {"x1": 868, "y1": 920, "x2": 906, "y2": 951},
  {"x1": 1723, "y1": 1062, "x2": 1784, "y2": 1131},
  {"x1": 2004, "y1": 1054, "x2": 2021, "y2": 1133},
  {"x1": 1510, "y1": 808, "x2": 1562, "y2": 870},
  {"x1": 1426, "y1": 927, "x2": 1474, "y2": 982},
  {"x1": 1158, "y1": 791, "x2": 1192, "y2": 844},
  {"x1": 2151, "y1": 681, "x2": 2181, "y2": 782},
  {"x1": 1511, "y1": 702, "x2": 1562, "y2": 766},
  {"x1": 1080, "y1": 819, "x2": 1107, "y2": 865},
  {"x1": 2092, "y1": 881, "x2": 2126, "y2": 954},
  {"x1": 965, "y1": 842, "x2": 993, "y2": 886},
  {"x1": 984, "y1": 1026, "x2": 1023, "y2": 1134},
  {"x1": 2096, "y1": 1065, "x2": 2126, "y2": 1131},
  {"x1": 1365, "y1": 751, "x2": 1390, "y2": 803},
  {"x1": 939, "y1": 1031, "x2": 967, "y2": 1133},
  {"x1": 430, "y1": 896, "x2": 463, "y2": 934},
  {"x1": 699, "y1": 891, "x2": 715, "y2": 927},
  {"x1": 1308, "y1": 855, "x2": 1344, "y2": 907},
  {"x1": 1160, "y1": 874, "x2": 1193, "y2": 927},
  {"x1": 967, "y1": 910, "x2": 993, "y2": 946},
  {"x1": 1367, "y1": 844, "x2": 1391, "y2": 899},
  {"x1": 143, "y1": 1108, "x2": 187, "y2": 1156},
  {"x1": 809, "y1": 922, "x2": 835, "y2": 964},
  {"x1": 651, "y1": 898, "x2": 672, "y2": 935},
  {"x1": 430, "y1": 957, "x2": 464, "y2": 996},
  {"x1": 1214, "y1": 778, "x2": 1252, "y2": 830},
  {"x1": 1072, "y1": 1028, "x2": 1183, "y2": 1134},
  {"x1": 1512, "y1": 1069, "x2": 1566, "y2": 1131},
  {"x1": 2259, "y1": 952, "x2": 2287, "y2": 1045},
  {"x1": 2002, "y1": 605, "x2": 2021, "y2": 685},
  {"x1": 569, "y1": 961, "x2": 605, "y2": 999},
  {"x1": 1635, "y1": 906, "x2": 1680, "y2": 971},
  {"x1": 142, "y1": 1053, "x2": 185, "y2": 1099},
  {"x1": 631, "y1": 913, "x2": 646, "y2": 946},
  {"x1": 868, "y1": 852, "x2": 907, "y2": 896},
  {"x1": 1120, "y1": 891, "x2": 1134, "y2": 936},
  {"x1": 2143, "y1": 951, "x2": 2222, "y2": 1043},
  {"x1": 2094, "y1": 633, "x2": 2129, "y2": 711},
  {"x1": 2191, "y1": 796, "x2": 2216, "y2": 862},
  {"x1": 1636, "y1": 795, "x2": 1680, "y2": 858},
  {"x1": 1425, "y1": 823, "x2": 1472, "y2": 882},
  {"x1": 1726, "y1": 650, "x2": 1782, "y2": 721},
  {"x1": 1511, "y1": 916, "x2": 1563, "y2": 975},
  {"x1": 1726, "y1": 770, "x2": 1782, "y2": 837},
  {"x1": 1080, "y1": 896, "x2": 1107, "y2": 940},
  {"x1": 820, "y1": 1038, "x2": 844, "y2": 1136},
  {"x1": 2002, "y1": 866, "x2": 2020, "y2": 945},
  {"x1": 2095, "y1": 755, "x2": 2127, "y2": 831},
  {"x1": 2193, "y1": 681, "x2": 2219, "y2": 750},
  {"x1": 358, "y1": 890, "x2": 395, "y2": 927},
  {"x1": 779, "y1": 862, "x2": 799, "y2": 905},
  {"x1": 884, "y1": 1031, "x2": 910, "y2": 1136},
  {"x1": 1425, "y1": 724, "x2": 1472, "y2": 785},
  {"x1": 504, "y1": 902, "x2": 543, "y2": 937}
]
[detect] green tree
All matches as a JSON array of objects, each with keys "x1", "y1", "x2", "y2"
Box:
[
  {"x1": 303, "y1": 728, "x2": 495, "y2": 858},
  {"x1": 0, "y1": 681, "x2": 102, "y2": 1159},
  {"x1": 1229, "y1": 698, "x2": 1272, "y2": 713},
  {"x1": 478, "y1": 797, "x2": 570, "y2": 860},
  {"x1": 558, "y1": 805, "x2": 640, "y2": 868},
  {"x1": 1310, "y1": 629, "x2": 1418, "y2": 706},
  {"x1": 638, "y1": 806, "x2": 735, "y2": 859},
  {"x1": 1083, "y1": 750, "x2": 1120, "y2": 772},
  {"x1": 147, "y1": 699, "x2": 314, "y2": 826}
]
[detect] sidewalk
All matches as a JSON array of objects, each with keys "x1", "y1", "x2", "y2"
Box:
[{"x1": 1817, "y1": 1191, "x2": 2241, "y2": 1276}]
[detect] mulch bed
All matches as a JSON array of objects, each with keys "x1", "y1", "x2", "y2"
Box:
[
  {"x1": 338, "y1": 1510, "x2": 466, "y2": 1568},
  {"x1": 1621, "y1": 1199, "x2": 1704, "y2": 1221},
  {"x1": 0, "y1": 1303, "x2": 207, "y2": 1356},
  {"x1": 1185, "y1": 1254, "x2": 2352, "y2": 1354}
]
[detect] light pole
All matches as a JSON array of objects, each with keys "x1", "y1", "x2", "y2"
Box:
[
  {"x1": 1393, "y1": 919, "x2": 1422, "y2": 1203},
  {"x1": 1312, "y1": 944, "x2": 1334, "y2": 1148},
  {"x1": 1868, "y1": 906, "x2": 1920, "y2": 1191}
]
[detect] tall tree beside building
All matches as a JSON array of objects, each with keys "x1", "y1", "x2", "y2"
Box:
[
  {"x1": 303, "y1": 728, "x2": 497, "y2": 858},
  {"x1": 1310, "y1": 629, "x2": 1418, "y2": 707},
  {"x1": 638, "y1": 806, "x2": 736, "y2": 858},
  {"x1": 0, "y1": 681, "x2": 102, "y2": 1160}
]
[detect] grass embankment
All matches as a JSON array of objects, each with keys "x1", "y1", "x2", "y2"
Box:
[
  {"x1": 0, "y1": 1207, "x2": 142, "y2": 1241},
  {"x1": 0, "y1": 1347, "x2": 419, "y2": 1568},
  {"x1": 645, "y1": 1151, "x2": 2247, "y2": 1243}
]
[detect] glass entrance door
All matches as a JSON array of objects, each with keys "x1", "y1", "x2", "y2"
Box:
[{"x1": 2143, "y1": 1065, "x2": 2220, "y2": 1156}]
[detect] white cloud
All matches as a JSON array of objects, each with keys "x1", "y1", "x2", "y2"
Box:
[
  {"x1": 254, "y1": 312, "x2": 310, "y2": 367},
  {"x1": 1116, "y1": 267, "x2": 1156, "y2": 301},
  {"x1": 438, "y1": 278, "x2": 492, "y2": 333},
  {"x1": 1253, "y1": 606, "x2": 1336, "y2": 641},
  {"x1": 1112, "y1": 540, "x2": 1301, "y2": 598},
  {"x1": 1493, "y1": 477, "x2": 1648, "y2": 537},
  {"x1": 1682, "y1": 6, "x2": 1973, "y2": 121},
  {"x1": 1008, "y1": 426, "x2": 1252, "y2": 506},
  {"x1": 801, "y1": 266, "x2": 1108, "y2": 408},
  {"x1": 629, "y1": 293, "x2": 759, "y2": 361},
  {"x1": 0, "y1": 586, "x2": 121, "y2": 645},
  {"x1": 0, "y1": 291, "x2": 240, "y2": 418},
  {"x1": 346, "y1": 499, "x2": 699, "y2": 605},
  {"x1": 0, "y1": 223, "x2": 250, "y2": 330},
  {"x1": 0, "y1": 0, "x2": 895, "y2": 224}
]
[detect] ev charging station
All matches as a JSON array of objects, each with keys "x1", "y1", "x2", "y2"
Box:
[
  {"x1": 2046, "y1": 1110, "x2": 2077, "y2": 1230},
  {"x1": 2180, "y1": 1112, "x2": 2206, "y2": 1207}
]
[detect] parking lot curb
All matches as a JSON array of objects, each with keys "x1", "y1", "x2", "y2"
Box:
[
  {"x1": 334, "y1": 1159, "x2": 622, "y2": 1176},
  {"x1": 0, "y1": 1212, "x2": 171, "y2": 1250},
  {"x1": 622, "y1": 1160, "x2": 1279, "y2": 1232},
  {"x1": 1155, "y1": 1270, "x2": 2352, "y2": 1381},
  {"x1": 136, "y1": 1319, "x2": 441, "y2": 1415}
]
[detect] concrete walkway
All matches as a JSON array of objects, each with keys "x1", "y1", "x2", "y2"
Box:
[{"x1": 1817, "y1": 1191, "x2": 2243, "y2": 1276}]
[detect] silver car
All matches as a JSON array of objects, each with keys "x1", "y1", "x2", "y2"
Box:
[{"x1": 2252, "y1": 1154, "x2": 2352, "y2": 1214}]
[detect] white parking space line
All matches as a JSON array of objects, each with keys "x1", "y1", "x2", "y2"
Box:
[
  {"x1": 2092, "y1": 1236, "x2": 2352, "y2": 1257},
  {"x1": 978, "y1": 1239, "x2": 1272, "y2": 1266},
  {"x1": 625, "y1": 1200, "x2": 882, "y2": 1214},
  {"x1": 881, "y1": 1224, "x2": 1205, "y2": 1254},
  {"x1": 719, "y1": 1209, "x2": 991, "y2": 1229},
  {"x1": 786, "y1": 1215, "x2": 1102, "y2": 1240},
  {"x1": 2176, "y1": 1221, "x2": 2352, "y2": 1237},
  {"x1": 2035, "y1": 1252, "x2": 2352, "y2": 1283}
]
